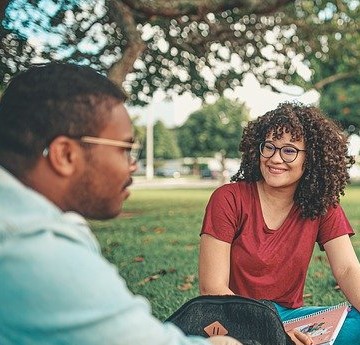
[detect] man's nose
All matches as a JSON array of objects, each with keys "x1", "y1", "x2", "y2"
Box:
[{"x1": 129, "y1": 160, "x2": 138, "y2": 173}]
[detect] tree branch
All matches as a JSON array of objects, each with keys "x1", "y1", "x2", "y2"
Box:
[
  {"x1": 120, "y1": 0, "x2": 293, "y2": 19},
  {"x1": 314, "y1": 71, "x2": 358, "y2": 90},
  {"x1": 0, "y1": 0, "x2": 10, "y2": 22},
  {"x1": 96, "y1": 0, "x2": 294, "y2": 89},
  {"x1": 106, "y1": 0, "x2": 146, "y2": 86}
]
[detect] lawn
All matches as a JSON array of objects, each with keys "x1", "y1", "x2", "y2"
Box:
[{"x1": 91, "y1": 184, "x2": 360, "y2": 320}]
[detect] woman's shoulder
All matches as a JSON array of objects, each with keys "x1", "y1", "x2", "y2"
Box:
[
  {"x1": 211, "y1": 180, "x2": 256, "y2": 201},
  {"x1": 320, "y1": 203, "x2": 349, "y2": 223},
  {"x1": 215, "y1": 180, "x2": 256, "y2": 192}
]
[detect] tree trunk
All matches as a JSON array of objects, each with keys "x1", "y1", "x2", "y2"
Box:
[
  {"x1": 0, "y1": 0, "x2": 10, "y2": 22},
  {"x1": 107, "y1": 0, "x2": 146, "y2": 86}
]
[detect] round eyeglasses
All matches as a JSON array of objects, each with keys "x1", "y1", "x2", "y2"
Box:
[{"x1": 259, "y1": 141, "x2": 306, "y2": 163}]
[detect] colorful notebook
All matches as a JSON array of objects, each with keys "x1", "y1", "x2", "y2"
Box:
[{"x1": 283, "y1": 303, "x2": 350, "y2": 345}]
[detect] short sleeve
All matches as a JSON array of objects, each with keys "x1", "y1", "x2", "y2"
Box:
[
  {"x1": 201, "y1": 184, "x2": 242, "y2": 243},
  {"x1": 317, "y1": 205, "x2": 354, "y2": 248}
]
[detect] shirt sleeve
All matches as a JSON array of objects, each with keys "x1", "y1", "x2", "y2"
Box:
[
  {"x1": 201, "y1": 184, "x2": 241, "y2": 243},
  {"x1": 0, "y1": 230, "x2": 210, "y2": 345},
  {"x1": 317, "y1": 204, "x2": 354, "y2": 249}
]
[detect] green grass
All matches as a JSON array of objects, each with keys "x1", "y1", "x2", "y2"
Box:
[{"x1": 91, "y1": 185, "x2": 360, "y2": 320}]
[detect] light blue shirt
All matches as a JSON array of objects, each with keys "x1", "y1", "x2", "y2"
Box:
[{"x1": 0, "y1": 166, "x2": 209, "y2": 345}]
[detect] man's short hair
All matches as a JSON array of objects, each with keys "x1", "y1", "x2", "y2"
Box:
[{"x1": 0, "y1": 62, "x2": 127, "y2": 175}]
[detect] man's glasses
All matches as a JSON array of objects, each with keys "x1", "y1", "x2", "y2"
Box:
[
  {"x1": 80, "y1": 136, "x2": 141, "y2": 164},
  {"x1": 259, "y1": 141, "x2": 306, "y2": 163},
  {"x1": 42, "y1": 136, "x2": 141, "y2": 164}
]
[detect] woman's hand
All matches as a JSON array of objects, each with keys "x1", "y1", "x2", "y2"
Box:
[
  {"x1": 208, "y1": 335, "x2": 243, "y2": 345},
  {"x1": 287, "y1": 329, "x2": 314, "y2": 345},
  {"x1": 208, "y1": 331, "x2": 313, "y2": 345}
]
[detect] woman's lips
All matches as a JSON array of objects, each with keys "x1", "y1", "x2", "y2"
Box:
[{"x1": 268, "y1": 166, "x2": 287, "y2": 174}]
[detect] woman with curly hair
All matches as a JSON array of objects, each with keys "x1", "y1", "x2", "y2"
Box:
[{"x1": 198, "y1": 102, "x2": 360, "y2": 345}]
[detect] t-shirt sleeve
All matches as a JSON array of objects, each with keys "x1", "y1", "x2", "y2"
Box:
[
  {"x1": 201, "y1": 184, "x2": 241, "y2": 243},
  {"x1": 317, "y1": 204, "x2": 354, "y2": 249}
]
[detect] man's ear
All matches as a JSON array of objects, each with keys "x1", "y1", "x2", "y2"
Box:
[{"x1": 46, "y1": 136, "x2": 82, "y2": 177}]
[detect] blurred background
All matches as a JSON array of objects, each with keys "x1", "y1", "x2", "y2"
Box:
[{"x1": 1, "y1": 0, "x2": 359, "y2": 184}]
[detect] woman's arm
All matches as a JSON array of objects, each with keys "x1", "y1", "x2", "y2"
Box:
[
  {"x1": 199, "y1": 235, "x2": 311, "y2": 344},
  {"x1": 324, "y1": 234, "x2": 360, "y2": 310},
  {"x1": 199, "y1": 234, "x2": 235, "y2": 295}
]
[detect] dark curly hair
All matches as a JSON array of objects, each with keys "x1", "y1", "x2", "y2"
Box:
[
  {"x1": 0, "y1": 62, "x2": 127, "y2": 176},
  {"x1": 231, "y1": 102, "x2": 355, "y2": 219}
]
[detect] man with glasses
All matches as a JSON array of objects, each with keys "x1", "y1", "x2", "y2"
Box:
[{"x1": 0, "y1": 63, "x2": 241, "y2": 345}]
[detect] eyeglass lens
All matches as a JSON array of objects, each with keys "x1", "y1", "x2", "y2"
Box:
[
  {"x1": 128, "y1": 145, "x2": 141, "y2": 163},
  {"x1": 259, "y1": 142, "x2": 299, "y2": 163}
]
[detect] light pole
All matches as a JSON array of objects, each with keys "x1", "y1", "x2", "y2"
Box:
[{"x1": 146, "y1": 105, "x2": 154, "y2": 180}]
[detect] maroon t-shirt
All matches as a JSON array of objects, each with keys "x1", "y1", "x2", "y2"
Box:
[{"x1": 201, "y1": 181, "x2": 354, "y2": 308}]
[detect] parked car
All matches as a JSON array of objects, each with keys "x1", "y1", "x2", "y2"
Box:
[
  {"x1": 199, "y1": 158, "x2": 240, "y2": 180},
  {"x1": 200, "y1": 167, "x2": 218, "y2": 179},
  {"x1": 154, "y1": 160, "x2": 191, "y2": 178},
  {"x1": 155, "y1": 167, "x2": 181, "y2": 178}
]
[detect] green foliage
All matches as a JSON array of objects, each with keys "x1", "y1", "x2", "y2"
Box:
[
  {"x1": 1, "y1": 0, "x2": 117, "y2": 82},
  {"x1": 320, "y1": 79, "x2": 360, "y2": 133},
  {"x1": 176, "y1": 97, "x2": 249, "y2": 158},
  {"x1": 133, "y1": 98, "x2": 249, "y2": 161},
  {"x1": 281, "y1": 1, "x2": 360, "y2": 133},
  {"x1": 153, "y1": 121, "x2": 181, "y2": 159},
  {"x1": 2, "y1": 0, "x2": 358, "y2": 106},
  {"x1": 2, "y1": 0, "x2": 296, "y2": 102},
  {"x1": 283, "y1": 1, "x2": 359, "y2": 84},
  {"x1": 92, "y1": 184, "x2": 360, "y2": 320},
  {"x1": 131, "y1": 114, "x2": 146, "y2": 140},
  {"x1": 0, "y1": 24, "x2": 37, "y2": 84},
  {"x1": 132, "y1": 119, "x2": 181, "y2": 160},
  {"x1": 3, "y1": 0, "x2": 359, "y2": 118}
]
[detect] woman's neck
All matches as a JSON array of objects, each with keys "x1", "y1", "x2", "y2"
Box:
[
  {"x1": 256, "y1": 180, "x2": 296, "y2": 230},
  {"x1": 256, "y1": 180, "x2": 295, "y2": 208}
]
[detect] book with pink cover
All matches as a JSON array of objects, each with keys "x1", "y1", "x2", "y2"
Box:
[{"x1": 283, "y1": 303, "x2": 350, "y2": 345}]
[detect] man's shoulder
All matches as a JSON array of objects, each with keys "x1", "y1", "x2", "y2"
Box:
[{"x1": 0, "y1": 168, "x2": 99, "y2": 252}]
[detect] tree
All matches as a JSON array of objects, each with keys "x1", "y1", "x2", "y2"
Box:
[
  {"x1": 131, "y1": 118, "x2": 181, "y2": 160},
  {"x1": 153, "y1": 120, "x2": 181, "y2": 159},
  {"x1": 277, "y1": 1, "x2": 360, "y2": 132},
  {"x1": 319, "y1": 78, "x2": 360, "y2": 134},
  {"x1": 0, "y1": 0, "x2": 305, "y2": 104},
  {"x1": 177, "y1": 97, "x2": 249, "y2": 158},
  {"x1": 2, "y1": 0, "x2": 359, "y2": 113},
  {"x1": 0, "y1": 0, "x2": 7, "y2": 19},
  {"x1": 0, "y1": 23, "x2": 38, "y2": 84},
  {"x1": 286, "y1": 1, "x2": 359, "y2": 88}
]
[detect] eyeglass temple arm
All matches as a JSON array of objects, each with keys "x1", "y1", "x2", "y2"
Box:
[{"x1": 80, "y1": 136, "x2": 141, "y2": 149}]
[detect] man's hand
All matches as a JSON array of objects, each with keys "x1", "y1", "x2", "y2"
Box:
[
  {"x1": 208, "y1": 335, "x2": 243, "y2": 345},
  {"x1": 287, "y1": 329, "x2": 314, "y2": 345}
]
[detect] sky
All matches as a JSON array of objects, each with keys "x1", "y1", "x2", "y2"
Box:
[
  {"x1": 126, "y1": 76, "x2": 360, "y2": 157},
  {"x1": 127, "y1": 73, "x2": 320, "y2": 128}
]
